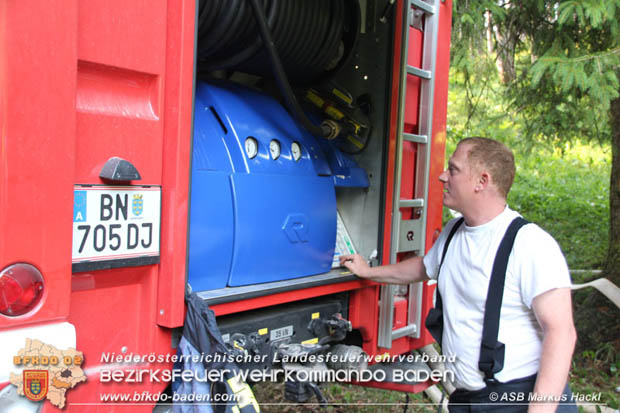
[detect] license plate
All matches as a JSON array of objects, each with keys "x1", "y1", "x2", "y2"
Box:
[{"x1": 72, "y1": 185, "x2": 161, "y2": 272}]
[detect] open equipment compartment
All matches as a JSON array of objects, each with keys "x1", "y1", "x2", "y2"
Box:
[{"x1": 189, "y1": 0, "x2": 396, "y2": 300}]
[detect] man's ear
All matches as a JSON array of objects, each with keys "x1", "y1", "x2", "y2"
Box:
[{"x1": 475, "y1": 171, "x2": 490, "y2": 192}]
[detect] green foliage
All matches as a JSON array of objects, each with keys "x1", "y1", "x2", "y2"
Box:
[
  {"x1": 451, "y1": 0, "x2": 620, "y2": 146},
  {"x1": 447, "y1": 65, "x2": 519, "y2": 142},
  {"x1": 528, "y1": 50, "x2": 620, "y2": 109},
  {"x1": 510, "y1": 0, "x2": 620, "y2": 145},
  {"x1": 570, "y1": 356, "x2": 619, "y2": 410},
  {"x1": 507, "y1": 143, "x2": 610, "y2": 269}
]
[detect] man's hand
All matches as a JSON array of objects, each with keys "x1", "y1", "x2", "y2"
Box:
[
  {"x1": 339, "y1": 254, "x2": 372, "y2": 279},
  {"x1": 339, "y1": 254, "x2": 429, "y2": 285}
]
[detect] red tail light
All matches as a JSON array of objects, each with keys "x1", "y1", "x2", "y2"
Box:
[{"x1": 0, "y1": 263, "x2": 44, "y2": 316}]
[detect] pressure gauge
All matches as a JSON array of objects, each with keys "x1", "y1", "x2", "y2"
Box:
[
  {"x1": 245, "y1": 137, "x2": 258, "y2": 159},
  {"x1": 291, "y1": 142, "x2": 302, "y2": 161},
  {"x1": 269, "y1": 139, "x2": 281, "y2": 160}
]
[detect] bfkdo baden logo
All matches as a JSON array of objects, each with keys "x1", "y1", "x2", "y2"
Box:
[
  {"x1": 10, "y1": 339, "x2": 86, "y2": 409},
  {"x1": 23, "y1": 370, "x2": 49, "y2": 401}
]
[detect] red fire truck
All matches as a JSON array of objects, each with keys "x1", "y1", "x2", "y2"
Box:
[{"x1": 0, "y1": 0, "x2": 452, "y2": 410}]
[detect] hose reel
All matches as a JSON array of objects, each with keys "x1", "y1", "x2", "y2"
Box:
[{"x1": 197, "y1": 0, "x2": 360, "y2": 85}]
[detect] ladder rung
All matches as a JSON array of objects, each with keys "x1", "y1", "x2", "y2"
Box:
[
  {"x1": 392, "y1": 324, "x2": 417, "y2": 340},
  {"x1": 407, "y1": 65, "x2": 432, "y2": 79},
  {"x1": 403, "y1": 133, "x2": 428, "y2": 143},
  {"x1": 399, "y1": 198, "x2": 424, "y2": 208},
  {"x1": 410, "y1": 0, "x2": 435, "y2": 15}
]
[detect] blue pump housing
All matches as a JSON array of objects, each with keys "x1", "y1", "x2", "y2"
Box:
[{"x1": 189, "y1": 82, "x2": 353, "y2": 291}]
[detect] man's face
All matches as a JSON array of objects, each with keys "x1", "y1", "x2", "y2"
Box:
[{"x1": 439, "y1": 143, "x2": 479, "y2": 212}]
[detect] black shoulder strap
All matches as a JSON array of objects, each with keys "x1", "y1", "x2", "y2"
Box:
[
  {"x1": 434, "y1": 217, "x2": 465, "y2": 314},
  {"x1": 478, "y1": 217, "x2": 529, "y2": 383},
  {"x1": 439, "y1": 217, "x2": 465, "y2": 272}
]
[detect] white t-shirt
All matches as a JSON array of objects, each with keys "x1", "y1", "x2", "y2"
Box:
[{"x1": 423, "y1": 207, "x2": 572, "y2": 390}]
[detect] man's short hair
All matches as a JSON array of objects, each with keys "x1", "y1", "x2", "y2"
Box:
[{"x1": 458, "y1": 137, "x2": 515, "y2": 198}]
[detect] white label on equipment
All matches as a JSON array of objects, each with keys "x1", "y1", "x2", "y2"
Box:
[
  {"x1": 72, "y1": 185, "x2": 161, "y2": 264},
  {"x1": 332, "y1": 210, "x2": 357, "y2": 268},
  {"x1": 270, "y1": 325, "x2": 294, "y2": 342}
]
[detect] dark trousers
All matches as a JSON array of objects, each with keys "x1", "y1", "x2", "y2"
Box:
[{"x1": 448, "y1": 374, "x2": 578, "y2": 412}]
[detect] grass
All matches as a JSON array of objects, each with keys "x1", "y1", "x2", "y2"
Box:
[
  {"x1": 570, "y1": 342, "x2": 619, "y2": 410},
  {"x1": 252, "y1": 382, "x2": 436, "y2": 413},
  {"x1": 508, "y1": 142, "x2": 610, "y2": 270}
]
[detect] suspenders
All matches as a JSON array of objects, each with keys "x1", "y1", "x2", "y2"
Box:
[
  {"x1": 424, "y1": 217, "x2": 464, "y2": 347},
  {"x1": 424, "y1": 216, "x2": 529, "y2": 384}
]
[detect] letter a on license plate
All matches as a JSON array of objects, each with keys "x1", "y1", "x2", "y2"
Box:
[{"x1": 72, "y1": 185, "x2": 161, "y2": 272}]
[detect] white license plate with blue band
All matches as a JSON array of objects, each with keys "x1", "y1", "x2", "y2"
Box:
[{"x1": 72, "y1": 185, "x2": 161, "y2": 272}]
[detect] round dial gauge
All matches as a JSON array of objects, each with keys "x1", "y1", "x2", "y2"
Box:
[
  {"x1": 269, "y1": 140, "x2": 281, "y2": 160},
  {"x1": 245, "y1": 137, "x2": 258, "y2": 159},
  {"x1": 291, "y1": 142, "x2": 302, "y2": 161}
]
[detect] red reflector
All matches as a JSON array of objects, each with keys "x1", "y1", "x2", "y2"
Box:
[{"x1": 0, "y1": 263, "x2": 44, "y2": 316}]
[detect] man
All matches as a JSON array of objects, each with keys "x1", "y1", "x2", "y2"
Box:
[{"x1": 340, "y1": 138, "x2": 577, "y2": 412}]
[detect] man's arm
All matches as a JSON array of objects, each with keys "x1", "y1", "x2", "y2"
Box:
[
  {"x1": 339, "y1": 254, "x2": 429, "y2": 284},
  {"x1": 529, "y1": 287, "x2": 577, "y2": 413}
]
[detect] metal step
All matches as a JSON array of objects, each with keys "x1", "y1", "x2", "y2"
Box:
[
  {"x1": 410, "y1": 0, "x2": 435, "y2": 14},
  {"x1": 407, "y1": 65, "x2": 431, "y2": 79},
  {"x1": 399, "y1": 198, "x2": 424, "y2": 208},
  {"x1": 403, "y1": 133, "x2": 428, "y2": 143},
  {"x1": 392, "y1": 324, "x2": 417, "y2": 340}
]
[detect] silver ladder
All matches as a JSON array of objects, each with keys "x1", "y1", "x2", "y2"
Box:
[{"x1": 377, "y1": 0, "x2": 441, "y2": 349}]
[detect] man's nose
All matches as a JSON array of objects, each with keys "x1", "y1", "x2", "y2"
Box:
[{"x1": 439, "y1": 170, "x2": 448, "y2": 182}]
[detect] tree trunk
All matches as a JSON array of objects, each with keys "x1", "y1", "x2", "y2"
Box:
[
  {"x1": 485, "y1": 11, "x2": 493, "y2": 54},
  {"x1": 492, "y1": 26, "x2": 516, "y2": 83},
  {"x1": 604, "y1": 93, "x2": 620, "y2": 288}
]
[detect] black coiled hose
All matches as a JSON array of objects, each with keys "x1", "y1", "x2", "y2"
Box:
[{"x1": 196, "y1": 0, "x2": 359, "y2": 85}]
